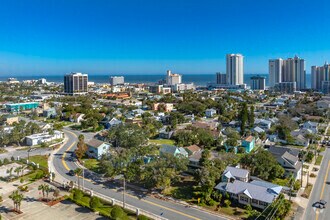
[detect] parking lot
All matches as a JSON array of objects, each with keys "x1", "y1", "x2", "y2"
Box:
[{"x1": 0, "y1": 180, "x2": 106, "y2": 220}]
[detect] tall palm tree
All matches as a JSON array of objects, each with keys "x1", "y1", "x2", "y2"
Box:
[
  {"x1": 74, "y1": 168, "x2": 83, "y2": 189},
  {"x1": 45, "y1": 185, "x2": 51, "y2": 201},
  {"x1": 9, "y1": 190, "x2": 24, "y2": 212},
  {"x1": 38, "y1": 184, "x2": 49, "y2": 199},
  {"x1": 6, "y1": 167, "x2": 13, "y2": 178}
]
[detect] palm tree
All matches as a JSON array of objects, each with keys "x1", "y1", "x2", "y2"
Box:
[
  {"x1": 45, "y1": 185, "x2": 51, "y2": 201},
  {"x1": 14, "y1": 167, "x2": 21, "y2": 177},
  {"x1": 74, "y1": 168, "x2": 83, "y2": 189},
  {"x1": 38, "y1": 184, "x2": 50, "y2": 199},
  {"x1": 9, "y1": 190, "x2": 24, "y2": 212},
  {"x1": 6, "y1": 167, "x2": 13, "y2": 179},
  {"x1": 20, "y1": 165, "x2": 26, "y2": 177}
]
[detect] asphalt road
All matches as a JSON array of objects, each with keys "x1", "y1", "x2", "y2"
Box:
[
  {"x1": 52, "y1": 128, "x2": 226, "y2": 220},
  {"x1": 304, "y1": 125, "x2": 330, "y2": 220}
]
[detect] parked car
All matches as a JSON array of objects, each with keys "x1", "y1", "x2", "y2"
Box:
[{"x1": 68, "y1": 170, "x2": 75, "y2": 176}]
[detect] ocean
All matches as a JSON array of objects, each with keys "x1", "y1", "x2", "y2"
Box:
[{"x1": 0, "y1": 74, "x2": 312, "y2": 88}]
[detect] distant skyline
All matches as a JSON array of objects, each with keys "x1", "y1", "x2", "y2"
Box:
[{"x1": 0, "y1": 0, "x2": 329, "y2": 75}]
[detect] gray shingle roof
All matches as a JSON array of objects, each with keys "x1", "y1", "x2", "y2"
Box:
[
  {"x1": 268, "y1": 145, "x2": 300, "y2": 158},
  {"x1": 87, "y1": 139, "x2": 105, "y2": 149},
  {"x1": 224, "y1": 166, "x2": 249, "y2": 179},
  {"x1": 215, "y1": 180, "x2": 281, "y2": 203}
]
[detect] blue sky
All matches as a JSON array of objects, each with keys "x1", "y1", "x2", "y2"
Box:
[{"x1": 0, "y1": 0, "x2": 329, "y2": 75}]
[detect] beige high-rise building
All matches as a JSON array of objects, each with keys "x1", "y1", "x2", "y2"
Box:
[
  {"x1": 269, "y1": 56, "x2": 306, "y2": 91},
  {"x1": 166, "y1": 70, "x2": 182, "y2": 85},
  {"x1": 311, "y1": 62, "x2": 330, "y2": 91},
  {"x1": 226, "y1": 54, "x2": 244, "y2": 85},
  {"x1": 282, "y1": 56, "x2": 306, "y2": 91}
]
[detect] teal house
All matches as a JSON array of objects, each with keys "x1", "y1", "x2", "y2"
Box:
[{"x1": 241, "y1": 136, "x2": 255, "y2": 153}]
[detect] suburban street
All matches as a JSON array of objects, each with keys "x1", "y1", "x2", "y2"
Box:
[
  {"x1": 304, "y1": 123, "x2": 330, "y2": 220},
  {"x1": 51, "y1": 128, "x2": 226, "y2": 220}
]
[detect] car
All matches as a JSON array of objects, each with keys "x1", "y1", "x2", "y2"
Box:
[
  {"x1": 313, "y1": 201, "x2": 326, "y2": 209},
  {"x1": 68, "y1": 170, "x2": 75, "y2": 176},
  {"x1": 319, "y1": 200, "x2": 327, "y2": 206}
]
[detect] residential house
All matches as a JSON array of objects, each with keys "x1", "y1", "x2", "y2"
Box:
[
  {"x1": 255, "y1": 119, "x2": 272, "y2": 130},
  {"x1": 222, "y1": 166, "x2": 250, "y2": 183},
  {"x1": 160, "y1": 145, "x2": 188, "y2": 158},
  {"x1": 303, "y1": 121, "x2": 318, "y2": 134},
  {"x1": 159, "y1": 127, "x2": 174, "y2": 139},
  {"x1": 86, "y1": 139, "x2": 111, "y2": 159},
  {"x1": 205, "y1": 109, "x2": 217, "y2": 118},
  {"x1": 215, "y1": 178, "x2": 282, "y2": 209},
  {"x1": 152, "y1": 103, "x2": 174, "y2": 112},
  {"x1": 253, "y1": 126, "x2": 265, "y2": 134},
  {"x1": 105, "y1": 118, "x2": 122, "y2": 129},
  {"x1": 43, "y1": 108, "x2": 57, "y2": 118},
  {"x1": 192, "y1": 121, "x2": 218, "y2": 131},
  {"x1": 184, "y1": 144, "x2": 201, "y2": 156},
  {"x1": 69, "y1": 113, "x2": 85, "y2": 123},
  {"x1": 131, "y1": 108, "x2": 145, "y2": 117},
  {"x1": 3, "y1": 115, "x2": 19, "y2": 125},
  {"x1": 241, "y1": 136, "x2": 255, "y2": 153},
  {"x1": 25, "y1": 131, "x2": 64, "y2": 146},
  {"x1": 268, "y1": 146, "x2": 302, "y2": 179}
]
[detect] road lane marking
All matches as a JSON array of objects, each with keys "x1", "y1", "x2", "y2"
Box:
[
  {"x1": 316, "y1": 161, "x2": 330, "y2": 220},
  {"x1": 61, "y1": 130, "x2": 78, "y2": 171},
  {"x1": 141, "y1": 198, "x2": 201, "y2": 220}
]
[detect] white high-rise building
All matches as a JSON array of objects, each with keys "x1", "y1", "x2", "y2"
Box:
[
  {"x1": 226, "y1": 54, "x2": 244, "y2": 85},
  {"x1": 282, "y1": 56, "x2": 306, "y2": 91},
  {"x1": 269, "y1": 59, "x2": 283, "y2": 87},
  {"x1": 311, "y1": 62, "x2": 330, "y2": 91},
  {"x1": 166, "y1": 70, "x2": 182, "y2": 85}
]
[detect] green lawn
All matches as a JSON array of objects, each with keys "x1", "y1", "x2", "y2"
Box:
[
  {"x1": 21, "y1": 169, "x2": 44, "y2": 182},
  {"x1": 149, "y1": 139, "x2": 175, "y2": 145},
  {"x1": 272, "y1": 178, "x2": 289, "y2": 187},
  {"x1": 303, "y1": 164, "x2": 310, "y2": 169},
  {"x1": 82, "y1": 158, "x2": 100, "y2": 173},
  {"x1": 28, "y1": 155, "x2": 49, "y2": 169},
  {"x1": 69, "y1": 194, "x2": 131, "y2": 219},
  {"x1": 218, "y1": 206, "x2": 248, "y2": 218},
  {"x1": 315, "y1": 155, "x2": 323, "y2": 165}
]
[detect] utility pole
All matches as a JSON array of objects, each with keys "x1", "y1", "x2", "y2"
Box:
[
  {"x1": 307, "y1": 171, "x2": 309, "y2": 186},
  {"x1": 123, "y1": 177, "x2": 126, "y2": 209},
  {"x1": 301, "y1": 159, "x2": 304, "y2": 187}
]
